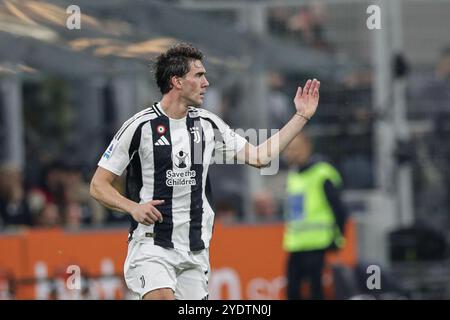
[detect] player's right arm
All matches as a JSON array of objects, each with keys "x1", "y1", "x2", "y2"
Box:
[
  {"x1": 90, "y1": 111, "x2": 163, "y2": 226},
  {"x1": 90, "y1": 167, "x2": 163, "y2": 225}
]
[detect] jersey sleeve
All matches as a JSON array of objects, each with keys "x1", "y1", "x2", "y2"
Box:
[
  {"x1": 204, "y1": 110, "x2": 247, "y2": 160},
  {"x1": 97, "y1": 120, "x2": 141, "y2": 176}
]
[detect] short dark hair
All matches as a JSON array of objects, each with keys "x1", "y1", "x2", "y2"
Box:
[{"x1": 154, "y1": 43, "x2": 204, "y2": 94}]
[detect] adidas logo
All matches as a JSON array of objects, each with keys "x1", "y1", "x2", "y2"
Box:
[{"x1": 155, "y1": 136, "x2": 170, "y2": 146}]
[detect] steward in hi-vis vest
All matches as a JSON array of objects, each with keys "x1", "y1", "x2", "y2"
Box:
[
  {"x1": 283, "y1": 161, "x2": 345, "y2": 252},
  {"x1": 283, "y1": 133, "x2": 347, "y2": 300}
]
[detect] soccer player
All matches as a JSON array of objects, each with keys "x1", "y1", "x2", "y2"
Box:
[{"x1": 90, "y1": 43, "x2": 320, "y2": 300}]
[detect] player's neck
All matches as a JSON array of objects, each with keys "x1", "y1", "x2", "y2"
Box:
[{"x1": 160, "y1": 94, "x2": 189, "y2": 119}]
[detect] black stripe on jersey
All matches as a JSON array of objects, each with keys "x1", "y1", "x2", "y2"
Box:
[
  {"x1": 199, "y1": 116, "x2": 225, "y2": 164},
  {"x1": 126, "y1": 121, "x2": 148, "y2": 241},
  {"x1": 115, "y1": 109, "x2": 154, "y2": 141},
  {"x1": 187, "y1": 117, "x2": 206, "y2": 251},
  {"x1": 199, "y1": 117, "x2": 224, "y2": 144},
  {"x1": 152, "y1": 103, "x2": 163, "y2": 116},
  {"x1": 151, "y1": 116, "x2": 174, "y2": 248}
]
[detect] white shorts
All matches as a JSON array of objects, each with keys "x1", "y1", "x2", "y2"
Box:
[{"x1": 124, "y1": 237, "x2": 210, "y2": 300}]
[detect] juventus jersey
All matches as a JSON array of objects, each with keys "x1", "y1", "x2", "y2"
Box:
[{"x1": 98, "y1": 102, "x2": 247, "y2": 251}]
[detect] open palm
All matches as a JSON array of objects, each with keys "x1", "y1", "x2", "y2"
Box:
[{"x1": 294, "y1": 79, "x2": 320, "y2": 119}]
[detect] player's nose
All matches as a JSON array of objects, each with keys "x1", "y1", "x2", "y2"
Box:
[{"x1": 203, "y1": 77, "x2": 209, "y2": 87}]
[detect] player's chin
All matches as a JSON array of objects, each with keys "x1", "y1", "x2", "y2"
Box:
[{"x1": 191, "y1": 98, "x2": 203, "y2": 107}]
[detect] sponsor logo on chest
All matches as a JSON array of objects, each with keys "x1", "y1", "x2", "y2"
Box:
[{"x1": 166, "y1": 149, "x2": 196, "y2": 187}]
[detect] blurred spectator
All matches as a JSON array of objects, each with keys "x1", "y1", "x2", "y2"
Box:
[
  {"x1": 287, "y1": 3, "x2": 332, "y2": 51},
  {"x1": 426, "y1": 47, "x2": 450, "y2": 112},
  {"x1": 27, "y1": 161, "x2": 107, "y2": 228},
  {"x1": 26, "y1": 161, "x2": 66, "y2": 223},
  {"x1": 41, "y1": 161, "x2": 67, "y2": 206},
  {"x1": 64, "y1": 202, "x2": 84, "y2": 230},
  {"x1": 282, "y1": 132, "x2": 348, "y2": 300},
  {"x1": 36, "y1": 203, "x2": 61, "y2": 228},
  {"x1": 64, "y1": 164, "x2": 106, "y2": 226},
  {"x1": 252, "y1": 191, "x2": 281, "y2": 223},
  {"x1": 435, "y1": 46, "x2": 450, "y2": 81},
  {"x1": 0, "y1": 164, "x2": 33, "y2": 229},
  {"x1": 409, "y1": 46, "x2": 450, "y2": 113},
  {"x1": 268, "y1": 6, "x2": 290, "y2": 36},
  {"x1": 27, "y1": 187, "x2": 47, "y2": 219},
  {"x1": 215, "y1": 199, "x2": 239, "y2": 224}
]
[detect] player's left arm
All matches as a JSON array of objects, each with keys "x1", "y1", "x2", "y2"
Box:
[{"x1": 236, "y1": 78, "x2": 320, "y2": 168}]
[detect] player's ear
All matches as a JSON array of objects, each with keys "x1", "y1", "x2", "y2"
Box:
[{"x1": 171, "y1": 76, "x2": 182, "y2": 90}]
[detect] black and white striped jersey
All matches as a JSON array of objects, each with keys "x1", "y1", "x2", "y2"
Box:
[{"x1": 98, "y1": 102, "x2": 247, "y2": 251}]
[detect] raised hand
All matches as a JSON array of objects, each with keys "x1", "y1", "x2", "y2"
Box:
[{"x1": 293, "y1": 79, "x2": 320, "y2": 120}]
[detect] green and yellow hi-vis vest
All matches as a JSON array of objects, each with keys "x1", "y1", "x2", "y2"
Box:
[{"x1": 283, "y1": 162, "x2": 345, "y2": 252}]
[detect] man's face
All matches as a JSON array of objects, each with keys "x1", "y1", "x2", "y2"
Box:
[
  {"x1": 179, "y1": 60, "x2": 209, "y2": 107},
  {"x1": 284, "y1": 134, "x2": 312, "y2": 166}
]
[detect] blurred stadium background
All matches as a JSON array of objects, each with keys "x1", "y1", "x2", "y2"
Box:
[{"x1": 0, "y1": 0, "x2": 450, "y2": 300}]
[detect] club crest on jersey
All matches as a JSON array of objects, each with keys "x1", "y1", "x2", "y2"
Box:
[{"x1": 190, "y1": 127, "x2": 201, "y2": 144}]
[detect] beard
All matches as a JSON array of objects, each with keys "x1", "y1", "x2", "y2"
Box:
[
  {"x1": 181, "y1": 91, "x2": 203, "y2": 107},
  {"x1": 188, "y1": 97, "x2": 202, "y2": 107}
]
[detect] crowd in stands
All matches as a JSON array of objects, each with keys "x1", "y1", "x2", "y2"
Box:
[
  {"x1": 268, "y1": 2, "x2": 333, "y2": 52},
  {"x1": 0, "y1": 161, "x2": 115, "y2": 231}
]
